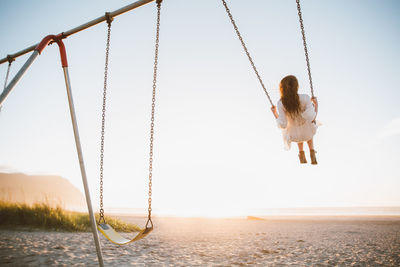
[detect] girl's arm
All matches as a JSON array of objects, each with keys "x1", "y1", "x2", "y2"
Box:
[
  {"x1": 302, "y1": 95, "x2": 317, "y2": 122},
  {"x1": 271, "y1": 106, "x2": 279, "y2": 118},
  {"x1": 274, "y1": 101, "x2": 287, "y2": 129},
  {"x1": 311, "y1": 97, "x2": 318, "y2": 113}
]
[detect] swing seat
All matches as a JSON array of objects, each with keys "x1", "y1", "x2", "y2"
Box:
[{"x1": 97, "y1": 223, "x2": 152, "y2": 245}]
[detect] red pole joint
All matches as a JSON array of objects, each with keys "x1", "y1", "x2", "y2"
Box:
[
  {"x1": 54, "y1": 34, "x2": 68, "y2": 68},
  {"x1": 34, "y1": 33, "x2": 68, "y2": 67}
]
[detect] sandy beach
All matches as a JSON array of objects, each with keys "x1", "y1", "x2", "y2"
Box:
[{"x1": 1, "y1": 216, "x2": 400, "y2": 266}]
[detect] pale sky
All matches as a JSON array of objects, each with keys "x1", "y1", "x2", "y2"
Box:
[{"x1": 0, "y1": 0, "x2": 399, "y2": 217}]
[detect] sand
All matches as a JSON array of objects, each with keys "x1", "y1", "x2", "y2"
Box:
[{"x1": 1, "y1": 216, "x2": 400, "y2": 266}]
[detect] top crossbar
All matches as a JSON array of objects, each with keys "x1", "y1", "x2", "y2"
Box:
[{"x1": 0, "y1": 0, "x2": 155, "y2": 65}]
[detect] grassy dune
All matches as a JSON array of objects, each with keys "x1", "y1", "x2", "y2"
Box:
[{"x1": 0, "y1": 201, "x2": 141, "y2": 232}]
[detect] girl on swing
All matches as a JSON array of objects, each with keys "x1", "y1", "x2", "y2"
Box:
[{"x1": 271, "y1": 75, "x2": 318, "y2": 164}]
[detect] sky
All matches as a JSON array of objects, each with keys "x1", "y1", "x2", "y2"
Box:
[{"x1": 0, "y1": 0, "x2": 399, "y2": 217}]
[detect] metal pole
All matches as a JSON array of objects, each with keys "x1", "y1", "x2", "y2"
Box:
[
  {"x1": 0, "y1": 0, "x2": 155, "y2": 65},
  {"x1": 62, "y1": 67, "x2": 105, "y2": 267},
  {"x1": 0, "y1": 51, "x2": 39, "y2": 107}
]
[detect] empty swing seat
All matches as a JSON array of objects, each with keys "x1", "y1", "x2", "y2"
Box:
[
  {"x1": 95, "y1": 0, "x2": 162, "y2": 246},
  {"x1": 97, "y1": 223, "x2": 153, "y2": 245}
]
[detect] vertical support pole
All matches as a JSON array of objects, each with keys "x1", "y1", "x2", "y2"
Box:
[
  {"x1": 62, "y1": 67, "x2": 105, "y2": 267},
  {"x1": 1, "y1": 33, "x2": 105, "y2": 266},
  {"x1": 0, "y1": 51, "x2": 39, "y2": 107}
]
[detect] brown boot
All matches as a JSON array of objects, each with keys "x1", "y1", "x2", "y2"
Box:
[
  {"x1": 310, "y1": 149, "x2": 318, "y2": 165},
  {"x1": 298, "y1": 151, "x2": 307, "y2": 164}
]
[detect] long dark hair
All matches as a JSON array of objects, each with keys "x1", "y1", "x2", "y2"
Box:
[{"x1": 280, "y1": 75, "x2": 300, "y2": 118}]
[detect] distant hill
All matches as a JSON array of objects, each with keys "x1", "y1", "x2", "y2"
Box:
[{"x1": 0, "y1": 172, "x2": 86, "y2": 211}]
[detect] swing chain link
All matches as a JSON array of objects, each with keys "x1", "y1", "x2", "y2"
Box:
[
  {"x1": 146, "y1": 0, "x2": 162, "y2": 229},
  {"x1": 296, "y1": 0, "x2": 314, "y2": 98},
  {"x1": 221, "y1": 0, "x2": 273, "y2": 107},
  {"x1": 3, "y1": 58, "x2": 13, "y2": 90},
  {"x1": 1, "y1": 56, "x2": 14, "y2": 112},
  {"x1": 99, "y1": 17, "x2": 112, "y2": 225}
]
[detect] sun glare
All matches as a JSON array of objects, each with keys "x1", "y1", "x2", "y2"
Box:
[{"x1": 157, "y1": 207, "x2": 249, "y2": 218}]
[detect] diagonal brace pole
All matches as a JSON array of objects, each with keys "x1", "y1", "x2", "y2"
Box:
[{"x1": 0, "y1": 52, "x2": 39, "y2": 107}]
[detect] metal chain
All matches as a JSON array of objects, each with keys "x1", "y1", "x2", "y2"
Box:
[
  {"x1": 98, "y1": 16, "x2": 113, "y2": 224},
  {"x1": 146, "y1": 0, "x2": 162, "y2": 229},
  {"x1": 3, "y1": 62, "x2": 12, "y2": 90},
  {"x1": 1, "y1": 57, "x2": 13, "y2": 112},
  {"x1": 221, "y1": 0, "x2": 273, "y2": 107},
  {"x1": 296, "y1": 0, "x2": 314, "y2": 98}
]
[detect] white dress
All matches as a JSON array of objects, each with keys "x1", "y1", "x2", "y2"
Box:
[{"x1": 276, "y1": 94, "x2": 318, "y2": 150}]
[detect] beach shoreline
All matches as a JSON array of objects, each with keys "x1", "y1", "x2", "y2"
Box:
[{"x1": 1, "y1": 215, "x2": 399, "y2": 266}]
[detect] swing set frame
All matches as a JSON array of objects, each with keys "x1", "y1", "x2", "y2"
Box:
[{"x1": 0, "y1": 0, "x2": 315, "y2": 266}]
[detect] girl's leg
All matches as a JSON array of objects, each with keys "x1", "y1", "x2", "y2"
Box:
[
  {"x1": 297, "y1": 142, "x2": 307, "y2": 164},
  {"x1": 297, "y1": 142, "x2": 304, "y2": 151},
  {"x1": 307, "y1": 139, "x2": 317, "y2": 165},
  {"x1": 306, "y1": 139, "x2": 314, "y2": 150}
]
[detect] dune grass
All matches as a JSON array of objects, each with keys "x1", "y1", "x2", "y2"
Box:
[{"x1": 0, "y1": 201, "x2": 142, "y2": 232}]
